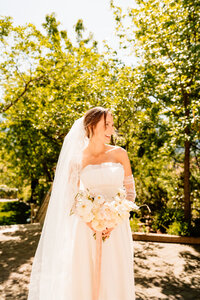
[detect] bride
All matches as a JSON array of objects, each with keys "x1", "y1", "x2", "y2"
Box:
[{"x1": 28, "y1": 106, "x2": 137, "y2": 300}]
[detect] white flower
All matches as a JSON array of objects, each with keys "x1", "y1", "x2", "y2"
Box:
[
  {"x1": 82, "y1": 212, "x2": 94, "y2": 222},
  {"x1": 105, "y1": 201, "x2": 117, "y2": 211},
  {"x1": 124, "y1": 200, "x2": 139, "y2": 211},
  {"x1": 120, "y1": 210, "x2": 130, "y2": 219},
  {"x1": 105, "y1": 219, "x2": 117, "y2": 228},
  {"x1": 76, "y1": 199, "x2": 93, "y2": 217},
  {"x1": 103, "y1": 202, "x2": 121, "y2": 223},
  {"x1": 117, "y1": 188, "x2": 126, "y2": 199},
  {"x1": 96, "y1": 206, "x2": 107, "y2": 219},
  {"x1": 94, "y1": 194, "x2": 105, "y2": 205},
  {"x1": 92, "y1": 219, "x2": 106, "y2": 231}
]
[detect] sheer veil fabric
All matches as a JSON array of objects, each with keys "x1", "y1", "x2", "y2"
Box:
[{"x1": 28, "y1": 117, "x2": 89, "y2": 300}]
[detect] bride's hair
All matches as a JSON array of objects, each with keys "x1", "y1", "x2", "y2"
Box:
[{"x1": 83, "y1": 107, "x2": 111, "y2": 138}]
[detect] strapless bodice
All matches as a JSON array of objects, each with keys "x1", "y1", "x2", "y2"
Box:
[{"x1": 80, "y1": 162, "x2": 125, "y2": 200}]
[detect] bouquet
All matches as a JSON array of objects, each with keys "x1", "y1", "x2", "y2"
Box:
[{"x1": 70, "y1": 187, "x2": 139, "y2": 241}]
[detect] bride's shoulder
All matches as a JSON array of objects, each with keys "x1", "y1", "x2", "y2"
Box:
[
  {"x1": 106, "y1": 145, "x2": 128, "y2": 159},
  {"x1": 105, "y1": 144, "x2": 121, "y2": 152},
  {"x1": 106, "y1": 145, "x2": 131, "y2": 174},
  {"x1": 110, "y1": 146, "x2": 130, "y2": 166}
]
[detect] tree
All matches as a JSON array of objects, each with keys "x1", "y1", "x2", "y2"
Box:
[
  {"x1": 0, "y1": 14, "x2": 136, "y2": 203},
  {"x1": 1, "y1": 9, "x2": 199, "y2": 233},
  {"x1": 111, "y1": 0, "x2": 200, "y2": 223}
]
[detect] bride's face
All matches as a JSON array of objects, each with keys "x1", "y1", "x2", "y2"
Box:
[{"x1": 92, "y1": 112, "x2": 115, "y2": 143}]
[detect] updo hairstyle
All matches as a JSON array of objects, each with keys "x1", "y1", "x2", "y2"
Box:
[{"x1": 83, "y1": 107, "x2": 110, "y2": 138}]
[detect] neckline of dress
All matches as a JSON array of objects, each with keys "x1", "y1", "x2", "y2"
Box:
[{"x1": 80, "y1": 162, "x2": 124, "y2": 174}]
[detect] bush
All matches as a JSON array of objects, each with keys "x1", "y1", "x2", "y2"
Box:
[
  {"x1": 129, "y1": 216, "x2": 140, "y2": 232},
  {"x1": 151, "y1": 208, "x2": 185, "y2": 233},
  {"x1": 167, "y1": 220, "x2": 189, "y2": 236},
  {"x1": 151, "y1": 208, "x2": 200, "y2": 237},
  {"x1": 0, "y1": 201, "x2": 30, "y2": 225}
]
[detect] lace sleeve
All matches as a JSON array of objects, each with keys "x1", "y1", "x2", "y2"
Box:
[
  {"x1": 68, "y1": 162, "x2": 81, "y2": 215},
  {"x1": 123, "y1": 174, "x2": 136, "y2": 202}
]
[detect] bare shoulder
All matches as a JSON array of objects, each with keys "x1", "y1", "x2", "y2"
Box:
[
  {"x1": 105, "y1": 144, "x2": 124, "y2": 159},
  {"x1": 106, "y1": 145, "x2": 128, "y2": 159},
  {"x1": 105, "y1": 144, "x2": 121, "y2": 152},
  {"x1": 114, "y1": 146, "x2": 132, "y2": 176},
  {"x1": 113, "y1": 146, "x2": 129, "y2": 163}
]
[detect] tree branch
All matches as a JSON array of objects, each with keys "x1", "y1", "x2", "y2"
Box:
[{"x1": 1, "y1": 74, "x2": 45, "y2": 113}]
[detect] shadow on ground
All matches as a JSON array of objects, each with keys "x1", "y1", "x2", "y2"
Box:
[
  {"x1": 134, "y1": 241, "x2": 200, "y2": 300},
  {"x1": 0, "y1": 225, "x2": 41, "y2": 300},
  {"x1": 0, "y1": 225, "x2": 200, "y2": 300}
]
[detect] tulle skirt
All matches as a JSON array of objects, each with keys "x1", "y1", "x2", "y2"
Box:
[
  {"x1": 69, "y1": 215, "x2": 135, "y2": 300},
  {"x1": 28, "y1": 214, "x2": 135, "y2": 300}
]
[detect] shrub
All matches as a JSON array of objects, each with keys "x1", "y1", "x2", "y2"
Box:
[
  {"x1": 151, "y1": 208, "x2": 185, "y2": 233},
  {"x1": 0, "y1": 201, "x2": 30, "y2": 225},
  {"x1": 167, "y1": 220, "x2": 189, "y2": 236},
  {"x1": 151, "y1": 208, "x2": 200, "y2": 237},
  {"x1": 129, "y1": 216, "x2": 140, "y2": 232}
]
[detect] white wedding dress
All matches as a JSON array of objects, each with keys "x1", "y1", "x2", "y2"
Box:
[
  {"x1": 68, "y1": 162, "x2": 135, "y2": 300},
  {"x1": 28, "y1": 161, "x2": 135, "y2": 300}
]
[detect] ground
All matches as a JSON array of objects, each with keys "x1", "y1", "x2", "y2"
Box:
[{"x1": 0, "y1": 224, "x2": 200, "y2": 300}]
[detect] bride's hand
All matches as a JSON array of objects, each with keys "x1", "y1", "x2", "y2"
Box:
[
  {"x1": 102, "y1": 227, "x2": 114, "y2": 239},
  {"x1": 86, "y1": 222, "x2": 114, "y2": 239}
]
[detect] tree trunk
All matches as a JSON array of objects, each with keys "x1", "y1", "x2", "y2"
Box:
[
  {"x1": 183, "y1": 92, "x2": 191, "y2": 223},
  {"x1": 30, "y1": 177, "x2": 39, "y2": 204},
  {"x1": 184, "y1": 139, "x2": 191, "y2": 222}
]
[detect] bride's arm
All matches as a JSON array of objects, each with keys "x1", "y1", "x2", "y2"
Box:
[
  {"x1": 68, "y1": 162, "x2": 81, "y2": 215},
  {"x1": 117, "y1": 148, "x2": 137, "y2": 202}
]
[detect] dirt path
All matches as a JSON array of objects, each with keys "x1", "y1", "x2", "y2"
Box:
[{"x1": 0, "y1": 224, "x2": 200, "y2": 300}]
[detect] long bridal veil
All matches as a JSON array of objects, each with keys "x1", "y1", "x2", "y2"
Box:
[{"x1": 28, "y1": 116, "x2": 89, "y2": 300}]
